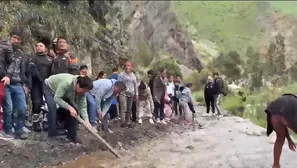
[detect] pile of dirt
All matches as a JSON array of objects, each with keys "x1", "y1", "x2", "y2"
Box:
[{"x1": 0, "y1": 120, "x2": 181, "y2": 168}]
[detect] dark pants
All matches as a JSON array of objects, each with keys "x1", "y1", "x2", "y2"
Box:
[
  {"x1": 154, "y1": 102, "x2": 164, "y2": 120},
  {"x1": 57, "y1": 107, "x2": 78, "y2": 139},
  {"x1": 188, "y1": 102, "x2": 196, "y2": 113},
  {"x1": 31, "y1": 81, "x2": 44, "y2": 114},
  {"x1": 205, "y1": 97, "x2": 215, "y2": 114},
  {"x1": 108, "y1": 104, "x2": 118, "y2": 120},
  {"x1": 174, "y1": 98, "x2": 183, "y2": 116},
  {"x1": 43, "y1": 83, "x2": 78, "y2": 139},
  {"x1": 131, "y1": 101, "x2": 137, "y2": 122}
]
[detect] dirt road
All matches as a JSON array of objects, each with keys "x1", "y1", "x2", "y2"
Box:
[{"x1": 57, "y1": 107, "x2": 297, "y2": 168}]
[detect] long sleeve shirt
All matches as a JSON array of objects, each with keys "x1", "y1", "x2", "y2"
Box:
[
  {"x1": 89, "y1": 79, "x2": 116, "y2": 115},
  {"x1": 117, "y1": 71, "x2": 138, "y2": 97},
  {"x1": 44, "y1": 73, "x2": 89, "y2": 121}
]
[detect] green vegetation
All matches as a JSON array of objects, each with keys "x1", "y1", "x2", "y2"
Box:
[
  {"x1": 172, "y1": 1, "x2": 260, "y2": 53},
  {"x1": 270, "y1": 1, "x2": 297, "y2": 14}
]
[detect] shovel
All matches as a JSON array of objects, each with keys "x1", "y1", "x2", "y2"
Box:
[{"x1": 76, "y1": 116, "x2": 121, "y2": 158}]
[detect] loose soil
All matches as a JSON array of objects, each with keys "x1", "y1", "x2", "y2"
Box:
[{"x1": 0, "y1": 119, "x2": 191, "y2": 168}]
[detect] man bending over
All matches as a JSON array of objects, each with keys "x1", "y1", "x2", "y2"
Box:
[
  {"x1": 87, "y1": 78, "x2": 126, "y2": 132},
  {"x1": 43, "y1": 73, "x2": 93, "y2": 143}
]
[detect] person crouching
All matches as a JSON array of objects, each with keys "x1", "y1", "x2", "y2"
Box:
[
  {"x1": 179, "y1": 83, "x2": 196, "y2": 123},
  {"x1": 137, "y1": 81, "x2": 154, "y2": 124}
]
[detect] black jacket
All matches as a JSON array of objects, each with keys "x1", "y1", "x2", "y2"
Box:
[
  {"x1": 204, "y1": 82, "x2": 215, "y2": 100},
  {"x1": 30, "y1": 52, "x2": 52, "y2": 82},
  {"x1": 0, "y1": 40, "x2": 15, "y2": 79},
  {"x1": 214, "y1": 77, "x2": 224, "y2": 95},
  {"x1": 148, "y1": 76, "x2": 155, "y2": 96},
  {"x1": 11, "y1": 46, "x2": 27, "y2": 86}
]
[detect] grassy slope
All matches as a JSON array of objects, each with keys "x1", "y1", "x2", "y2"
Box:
[
  {"x1": 172, "y1": 1, "x2": 297, "y2": 55},
  {"x1": 172, "y1": 1, "x2": 260, "y2": 54}
]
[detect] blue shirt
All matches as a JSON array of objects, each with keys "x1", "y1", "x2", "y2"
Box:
[
  {"x1": 90, "y1": 79, "x2": 117, "y2": 114},
  {"x1": 109, "y1": 73, "x2": 119, "y2": 80}
]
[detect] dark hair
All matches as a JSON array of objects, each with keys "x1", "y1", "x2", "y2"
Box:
[
  {"x1": 138, "y1": 81, "x2": 147, "y2": 90},
  {"x1": 57, "y1": 36, "x2": 68, "y2": 44},
  {"x1": 76, "y1": 76, "x2": 93, "y2": 90},
  {"x1": 112, "y1": 68, "x2": 118, "y2": 72},
  {"x1": 79, "y1": 65, "x2": 88, "y2": 71},
  {"x1": 147, "y1": 69, "x2": 155, "y2": 75},
  {"x1": 159, "y1": 68, "x2": 167, "y2": 73},
  {"x1": 213, "y1": 72, "x2": 219, "y2": 76},
  {"x1": 185, "y1": 83, "x2": 192, "y2": 88},
  {"x1": 97, "y1": 71, "x2": 105, "y2": 79},
  {"x1": 38, "y1": 37, "x2": 51, "y2": 48},
  {"x1": 114, "y1": 81, "x2": 126, "y2": 92},
  {"x1": 10, "y1": 27, "x2": 23, "y2": 38}
]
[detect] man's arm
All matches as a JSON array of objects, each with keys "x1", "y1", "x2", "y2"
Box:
[
  {"x1": 101, "y1": 97, "x2": 113, "y2": 115},
  {"x1": 53, "y1": 83, "x2": 70, "y2": 109},
  {"x1": 77, "y1": 95, "x2": 89, "y2": 121},
  {"x1": 94, "y1": 93, "x2": 103, "y2": 113},
  {"x1": 133, "y1": 74, "x2": 138, "y2": 96},
  {"x1": 5, "y1": 43, "x2": 16, "y2": 78}
]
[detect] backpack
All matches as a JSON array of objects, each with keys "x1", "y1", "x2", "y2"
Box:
[{"x1": 51, "y1": 55, "x2": 71, "y2": 75}]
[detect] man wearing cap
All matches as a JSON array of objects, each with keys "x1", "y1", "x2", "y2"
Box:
[
  {"x1": 2, "y1": 27, "x2": 28, "y2": 140},
  {"x1": 0, "y1": 21, "x2": 17, "y2": 140}
]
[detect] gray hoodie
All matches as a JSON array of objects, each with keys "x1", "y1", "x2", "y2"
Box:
[{"x1": 180, "y1": 87, "x2": 194, "y2": 104}]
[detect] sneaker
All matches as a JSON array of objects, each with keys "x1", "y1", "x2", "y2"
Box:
[
  {"x1": 0, "y1": 131, "x2": 14, "y2": 140},
  {"x1": 161, "y1": 120, "x2": 167, "y2": 125},
  {"x1": 156, "y1": 118, "x2": 161, "y2": 123},
  {"x1": 138, "y1": 119, "x2": 142, "y2": 124},
  {"x1": 15, "y1": 131, "x2": 29, "y2": 140},
  {"x1": 106, "y1": 128, "x2": 114, "y2": 134},
  {"x1": 22, "y1": 126, "x2": 31, "y2": 133},
  {"x1": 149, "y1": 118, "x2": 154, "y2": 124}
]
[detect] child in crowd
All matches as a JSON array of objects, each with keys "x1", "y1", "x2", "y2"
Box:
[{"x1": 180, "y1": 83, "x2": 196, "y2": 123}]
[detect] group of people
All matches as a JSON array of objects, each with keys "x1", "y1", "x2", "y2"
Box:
[{"x1": 0, "y1": 24, "x2": 200, "y2": 144}]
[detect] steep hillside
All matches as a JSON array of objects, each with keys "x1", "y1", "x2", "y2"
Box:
[{"x1": 0, "y1": 0, "x2": 203, "y2": 77}]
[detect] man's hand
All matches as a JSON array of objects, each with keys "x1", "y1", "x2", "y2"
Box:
[
  {"x1": 23, "y1": 85, "x2": 29, "y2": 95},
  {"x1": 68, "y1": 106, "x2": 77, "y2": 118},
  {"x1": 98, "y1": 111, "x2": 104, "y2": 120},
  {"x1": 85, "y1": 120, "x2": 92, "y2": 129},
  {"x1": 1, "y1": 76, "x2": 10, "y2": 85}
]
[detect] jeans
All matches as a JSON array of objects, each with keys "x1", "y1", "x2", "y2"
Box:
[
  {"x1": 154, "y1": 102, "x2": 164, "y2": 120},
  {"x1": 0, "y1": 83, "x2": 5, "y2": 131},
  {"x1": 43, "y1": 83, "x2": 57, "y2": 136},
  {"x1": 108, "y1": 104, "x2": 118, "y2": 120},
  {"x1": 119, "y1": 94, "x2": 134, "y2": 123},
  {"x1": 3, "y1": 83, "x2": 27, "y2": 134},
  {"x1": 86, "y1": 92, "x2": 97, "y2": 126},
  {"x1": 86, "y1": 92, "x2": 109, "y2": 131},
  {"x1": 214, "y1": 94, "x2": 222, "y2": 115}
]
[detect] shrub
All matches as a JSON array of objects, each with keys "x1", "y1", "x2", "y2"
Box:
[
  {"x1": 193, "y1": 91, "x2": 205, "y2": 105},
  {"x1": 221, "y1": 95, "x2": 244, "y2": 117},
  {"x1": 184, "y1": 68, "x2": 212, "y2": 91},
  {"x1": 150, "y1": 58, "x2": 182, "y2": 78}
]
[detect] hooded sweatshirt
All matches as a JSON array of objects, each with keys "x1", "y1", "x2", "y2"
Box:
[
  {"x1": 180, "y1": 86, "x2": 194, "y2": 104},
  {"x1": 138, "y1": 83, "x2": 154, "y2": 110}
]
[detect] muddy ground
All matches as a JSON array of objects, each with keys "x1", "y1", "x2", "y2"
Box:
[{"x1": 0, "y1": 119, "x2": 190, "y2": 168}]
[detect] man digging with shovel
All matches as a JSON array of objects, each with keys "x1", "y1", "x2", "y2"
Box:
[{"x1": 43, "y1": 73, "x2": 93, "y2": 143}]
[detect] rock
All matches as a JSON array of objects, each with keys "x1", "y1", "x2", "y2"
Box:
[{"x1": 185, "y1": 145, "x2": 194, "y2": 150}]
